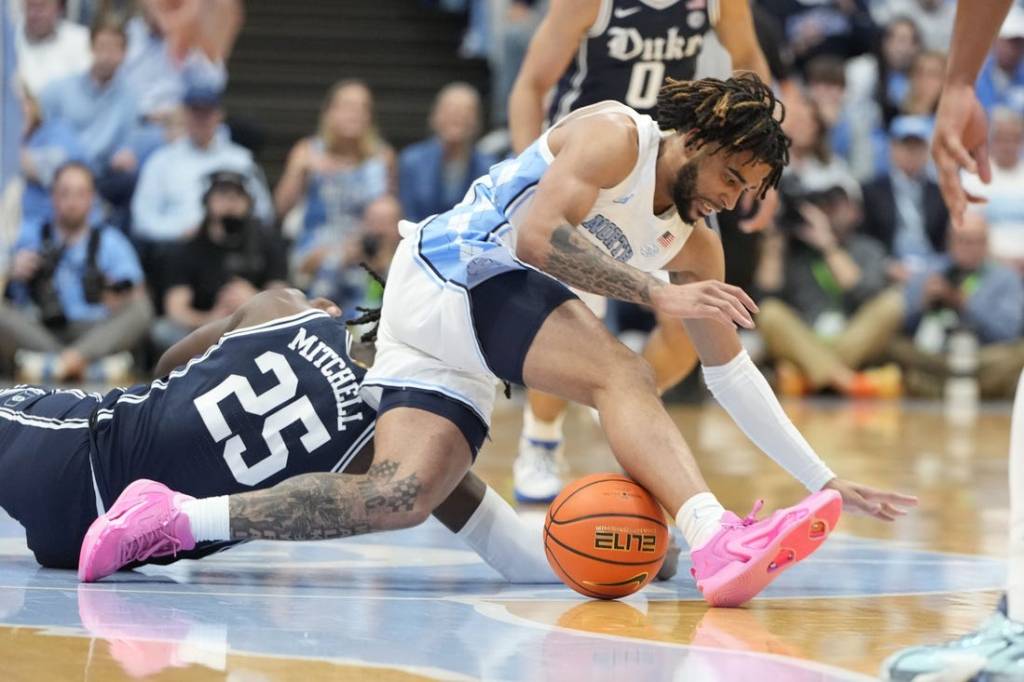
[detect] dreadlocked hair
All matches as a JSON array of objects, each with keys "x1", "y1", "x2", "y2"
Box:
[
  {"x1": 345, "y1": 262, "x2": 386, "y2": 343},
  {"x1": 656, "y1": 73, "x2": 790, "y2": 198}
]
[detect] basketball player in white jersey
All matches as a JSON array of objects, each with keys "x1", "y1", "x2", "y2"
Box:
[
  {"x1": 81, "y1": 75, "x2": 915, "y2": 607},
  {"x1": 507, "y1": 0, "x2": 774, "y2": 503},
  {"x1": 884, "y1": 1, "x2": 1024, "y2": 678}
]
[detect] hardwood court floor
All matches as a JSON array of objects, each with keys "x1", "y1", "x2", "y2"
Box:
[{"x1": 0, "y1": 397, "x2": 1012, "y2": 681}]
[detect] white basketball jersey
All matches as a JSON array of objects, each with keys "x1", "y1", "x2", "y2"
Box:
[{"x1": 509, "y1": 101, "x2": 694, "y2": 273}]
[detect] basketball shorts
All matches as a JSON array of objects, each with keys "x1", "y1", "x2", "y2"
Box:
[
  {"x1": 0, "y1": 387, "x2": 103, "y2": 568},
  {"x1": 363, "y1": 237, "x2": 579, "y2": 435}
]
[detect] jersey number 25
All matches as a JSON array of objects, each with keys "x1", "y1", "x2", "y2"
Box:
[{"x1": 193, "y1": 351, "x2": 331, "y2": 486}]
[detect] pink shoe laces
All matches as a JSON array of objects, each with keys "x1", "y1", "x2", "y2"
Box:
[
  {"x1": 724, "y1": 500, "x2": 765, "y2": 528},
  {"x1": 118, "y1": 528, "x2": 183, "y2": 566}
]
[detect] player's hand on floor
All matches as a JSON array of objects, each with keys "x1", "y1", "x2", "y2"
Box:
[{"x1": 823, "y1": 478, "x2": 918, "y2": 522}]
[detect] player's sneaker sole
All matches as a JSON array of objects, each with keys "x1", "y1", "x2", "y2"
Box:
[{"x1": 698, "y1": 490, "x2": 842, "y2": 607}]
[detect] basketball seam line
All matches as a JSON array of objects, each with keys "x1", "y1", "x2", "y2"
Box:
[{"x1": 549, "y1": 512, "x2": 667, "y2": 528}]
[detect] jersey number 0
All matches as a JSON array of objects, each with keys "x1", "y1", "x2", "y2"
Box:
[
  {"x1": 625, "y1": 61, "x2": 665, "y2": 110},
  {"x1": 193, "y1": 351, "x2": 331, "y2": 486}
]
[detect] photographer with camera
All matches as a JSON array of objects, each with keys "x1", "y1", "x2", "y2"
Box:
[
  {"x1": 890, "y1": 211, "x2": 1024, "y2": 399},
  {"x1": 151, "y1": 170, "x2": 287, "y2": 355},
  {"x1": 0, "y1": 162, "x2": 153, "y2": 382},
  {"x1": 755, "y1": 172, "x2": 905, "y2": 398}
]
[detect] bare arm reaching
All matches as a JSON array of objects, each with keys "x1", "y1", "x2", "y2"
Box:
[
  {"x1": 514, "y1": 114, "x2": 757, "y2": 327},
  {"x1": 666, "y1": 227, "x2": 918, "y2": 520},
  {"x1": 933, "y1": 0, "x2": 1014, "y2": 226},
  {"x1": 715, "y1": 0, "x2": 772, "y2": 84},
  {"x1": 507, "y1": 0, "x2": 598, "y2": 153}
]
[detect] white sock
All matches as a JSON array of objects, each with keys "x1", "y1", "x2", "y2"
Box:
[
  {"x1": 675, "y1": 492, "x2": 726, "y2": 551},
  {"x1": 181, "y1": 496, "x2": 230, "y2": 543},
  {"x1": 456, "y1": 486, "x2": 558, "y2": 583},
  {"x1": 522, "y1": 404, "x2": 565, "y2": 443},
  {"x1": 1008, "y1": 371, "x2": 1024, "y2": 622}
]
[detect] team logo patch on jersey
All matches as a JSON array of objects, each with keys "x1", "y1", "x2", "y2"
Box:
[
  {"x1": 581, "y1": 215, "x2": 633, "y2": 262},
  {"x1": 657, "y1": 231, "x2": 676, "y2": 248}
]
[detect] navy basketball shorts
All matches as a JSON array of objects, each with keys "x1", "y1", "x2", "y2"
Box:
[
  {"x1": 0, "y1": 387, "x2": 102, "y2": 568},
  {"x1": 375, "y1": 269, "x2": 578, "y2": 457}
]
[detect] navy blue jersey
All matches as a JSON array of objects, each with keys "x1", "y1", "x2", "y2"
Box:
[
  {"x1": 90, "y1": 309, "x2": 376, "y2": 506},
  {"x1": 547, "y1": 0, "x2": 719, "y2": 124}
]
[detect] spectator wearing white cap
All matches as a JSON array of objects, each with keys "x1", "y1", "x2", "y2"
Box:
[
  {"x1": 860, "y1": 115, "x2": 948, "y2": 281},
  {"x1": 976, "y1": 6, "x2": 1024, "y2": 114}
]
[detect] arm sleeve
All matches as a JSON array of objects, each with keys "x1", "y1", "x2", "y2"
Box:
[{"x1": 702, "y1": 350, "x2": 837, "y2": 491}]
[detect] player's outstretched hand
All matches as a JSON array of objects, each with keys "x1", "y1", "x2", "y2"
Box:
[
  {"x1": 822, "y1": 478, "x2": 918, "y2": 522},
  {"x1": 933, "y1": 82, "x2": 991, "y2": 229},
  {"x1": 309, "y1": 298, "x2": 342, "y2": 318},
  {"x1": 651, "y1": 280, "x2": 759, "y2": 329}
]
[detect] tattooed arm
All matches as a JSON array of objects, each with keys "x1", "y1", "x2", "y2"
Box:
[
  {"x1": 228, "y1": 460, "x2": 422, "y2": 540},
  {"x1": 516, "y1": 114, "x2": 757, "y2": 326},
  {"x1": 515, "y1": 113, "x2": 666, "y2": 306}
]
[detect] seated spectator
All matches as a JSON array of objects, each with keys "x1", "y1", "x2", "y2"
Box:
[
  {"x1": 899, "y1": 50, "x2": 945, "y2": 118},
  {"x1": 976, "y1": 6, "x2": 1024, "y2": 114},
  {"x1": 846, "y1": 15, "x2": 922, "y2": 128},
  {"x1": 869, "y1": 0, "x2": 955, "y2": 52},
  {"x1": 14, "y1": 0, "x2": 91, "y2": 96},
  {"x1": 275, "y1": 79, "x2": 393, "y2": 282},
  {"x1": 0, "y1": 162, "x2": 152, "y2": 383},
  {"x1": 963, "y1": 107, "x2": 1024, "y2": 272},
  {"x1": 307, "y1": 195, "x2": 403, "y2": 320},
  {"x1": 152, "y1": 170, "x2": 287, "y2": 355},
  {"x1": 39, "y1": 15, "x2": 141, "y2": 225},
  {"x1": 755, "y1": 180, "x2": 902, "y2": 398},
  {"x1": 123, "y1": 0, "x2": 227, "y2": 124},
  {"x1": 860, "y1": 115, "x2": 948, "y2": 280},
  {"x1": 399, "y1": 82, "x2": 495, "y2": 222},
  {"x1": 131, "y1": 85, "x2": 272, "y2": 295},
  {"x1": 804, "y1": 55, "x2": 886, "y2": 182},
  {"x1": 18, "y1": 82, "x2": 88, "y2": 229},
  {"x1": 782, "y1": 92, "x2": 860, "y2": 197},
  {"x1": 889, "y1": 211, "x2": 1024, "y2": 399}
]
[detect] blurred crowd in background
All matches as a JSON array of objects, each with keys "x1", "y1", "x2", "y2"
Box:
[{"x1": 0, "y1": 0, "x2": 1022, "y2": 404}]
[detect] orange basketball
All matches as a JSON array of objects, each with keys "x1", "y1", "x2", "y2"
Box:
[{"x1": 544, "y1": 473, "x2": 668, "y2": 599}]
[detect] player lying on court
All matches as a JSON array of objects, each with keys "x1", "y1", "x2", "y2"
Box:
[
  {"x1": 81, "y1": 74, "x2": 916, "y2": 607},
  {"x1": 1, "y1": 287, "x2": 663, "y2": 585}
]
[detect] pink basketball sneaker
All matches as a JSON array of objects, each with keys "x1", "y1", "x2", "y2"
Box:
[
  {"x1": 690, "y1": 489, "x2": 842, "y2": 607},
  {"x1": 78, "y1": 479, "x2": 197, "y2": 582}
]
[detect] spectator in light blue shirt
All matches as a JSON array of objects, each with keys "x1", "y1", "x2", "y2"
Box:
[
  {"x1": 38, "y1": 15, "x2": 141, "y2": 228},
  {"x1": 0, "y1": 162, "x2": 153, "y2": 383},
  {"x1": 39, "y1": 16, "x2": 137, "y2": 177},
  {"x1": 130, "y1": 84, "x2": 272, "y2": 299},
  {"x1": 892, "y1": 211, "x2": 1024, "y2": 399},
  {"x1": 18, "y1": 84, "x2": 89, "y2": 229}
]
